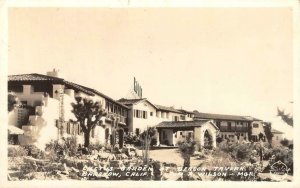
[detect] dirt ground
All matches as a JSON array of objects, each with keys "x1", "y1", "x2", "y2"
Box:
[{"x1": 147, "y1": 148, "x2": 205, "y2": 167}]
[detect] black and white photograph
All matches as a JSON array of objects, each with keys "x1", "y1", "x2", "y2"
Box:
[{"x1": 0, "y1": 0, "x2": 299, "y2": 187}]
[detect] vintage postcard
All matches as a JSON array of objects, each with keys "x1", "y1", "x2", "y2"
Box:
[{"x1": 0, "y1": 0, "x2": 299, "y2": 188}]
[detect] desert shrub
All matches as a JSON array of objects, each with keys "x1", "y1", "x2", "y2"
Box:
[
  {"x1": 280, "y1": 138, "x2": 289, "y2": 147},
  {"x1": 24, "y1": 145, "x2": 45, "y2": 159},
  {"x1": 124, "y1": 134, "x2": 141, "y2": 146},
  {"x1": 8, "y1": 145, "x2": 28, "y2": 157},
  {"x1": 271, "y1": 146, "x2": 293, "y2": 173},
  {"x1": 235, "y1": 144, "x2": 253, "y2": 161},
  {"x1": 218, "y1": 140, "x2": 236, "y2": 153},
  {"x1": 88, "y1": 144, "x2": 103, "y2": 151},
  {"x1": 219, "y1": 141, "x2": 257, "y2": 162},
  {"x1": 216, "y1": 136, "x2": 223, "y2": 143},
  {"x1": 45, "y1": 136, "x2": 78, "y2": 159},
  {"x1": 150, "y1": 137, "x2": 158, "y2": 146},
  {"x1": 201, "y1": 148, "x2": 237, "y2": 168}
]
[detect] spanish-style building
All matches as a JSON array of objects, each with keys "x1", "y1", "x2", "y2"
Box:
[
  {"x1": 193, "y1": 111, "x2": 266, "y2": 142},
  {"x1": 8, "y1": 70, "x2": 279, "y2": 149},
  {"x1": 8, "y1": 69, "x2": 129, "y2": 148},
  {"x1": 156, "y1": 120, "x2": 219, "y2": 148},
  {"x1": 117, "y1": 98, "x2": 194, "y2": 135}
]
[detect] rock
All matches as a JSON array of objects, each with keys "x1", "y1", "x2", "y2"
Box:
[
  {"x1": 77, "y1": 161, "x2": 84, "y2": 170},
  {"x1": 121, "y1": 153, "x2": 128, "y2": 159},
  {"x1": 108, "y1": 154, "x2": 116, "y2": 160},
  {"x1": 23, "y1": 156, "x2": 48, "y2": 165},
  {"x1": 71, "y1": 167, "x2": 79, "y2": 173}
]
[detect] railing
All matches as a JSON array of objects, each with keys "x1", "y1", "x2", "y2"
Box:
[
  {"x1": 219, "y1": 127, "x2": 248, "y2": 132},
  {"x1": 106, "y1": 112, "x2": 127, "y2": 124}
]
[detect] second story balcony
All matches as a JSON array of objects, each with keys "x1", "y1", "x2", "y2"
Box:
[{"x1": 106, "y1": 112, "x2": 127, "y2": 125}]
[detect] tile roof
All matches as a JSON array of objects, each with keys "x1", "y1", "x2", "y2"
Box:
[
  {"x1": 156, "y1": 120, "x2": 212, "y2": 129},
  {"x1": 154, "y1": 104, "x2": 183, "y2": 113},
  {"x1": 271, "y1": 129, "x2": 284, "y2": 134},
  {"x1": 177, "y1": 109, "x2": 194, "y2": 114},
  {"x1": 193, "y1": 111, "x2": 261, "y2": 121},
  {"x1": 117, "y1": 98, "x2": 146, "y2": 105},
  {"x1": 8, "y1": 73, "x2": 128, "y2": 109},
  {"x1": 8, "y1": 73, "x2": 64, "y2": 82}
]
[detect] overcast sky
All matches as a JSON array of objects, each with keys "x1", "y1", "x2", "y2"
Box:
[{"x1": 8, "y1": 8, "x2": 293, "y2": 136}]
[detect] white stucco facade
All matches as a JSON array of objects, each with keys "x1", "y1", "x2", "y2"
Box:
[
  {"x1": 8, "y1": 71, "x2": 129, "y2": 149},
  {"x1": 124, "y1": 99, "x2": 194, "y2": 135}
]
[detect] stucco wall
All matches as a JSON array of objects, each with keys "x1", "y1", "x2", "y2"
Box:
[
  {"x1": 131, "y1": 101, "x2": 158, "y2": 132},
  {"x1": 251, "y1": 121, "x2": 265, "y2": 136},
  {"x1": 129, "y1": 101, "x2": 193, "y2": 135}
]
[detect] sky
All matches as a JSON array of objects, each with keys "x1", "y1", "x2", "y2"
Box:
[{"x1": 8, "y1": 8, "x2": 293, "y2": 137}]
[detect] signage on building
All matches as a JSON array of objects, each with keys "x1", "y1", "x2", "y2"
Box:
[{"x1": 134, "y1": 77, "x2": 142, "y2": 98}]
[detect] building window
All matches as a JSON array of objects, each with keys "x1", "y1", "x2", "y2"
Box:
[
  {"x1": 180, "y1": 115, "x2": 185, "y2": 120},
  {"x1": 175, "y1": 132, "x2": 177, "y2": 138},
  {"x1": 142, "y1": 111, "x2": 147, "y2": 119},
  {"x1": 216, "y1": 121, "x2": 220, "y2": 127},
  {"x1": 180, "y1": 132, "x2": 183, "y2": 136},
  {"x1": 228, "y1": 122, "x2": 232, "y2": 130},
  {"x1": 135, "y1": 128, "x2": 140, "y2": 136},
  {"x1": 173, "y1": 116, "x2": 179, "y2": 122},
  {"x1": 150, "y1": 112, "x2": 153, "y2": 116},
  {"x1": 253, "y1": 123, "x2": 259, "y2": 128}
]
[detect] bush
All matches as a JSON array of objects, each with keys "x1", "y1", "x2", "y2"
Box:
[
  {"x1": 8, "y1": 145, "x2": 28, "y2": 157},
  {"x1": 271, "y1": 146, "x2": 293, "y2": 173},
  {"x1": 219, "y1": 141, "x2": 256, "y2": 162},
  {"x1": 280, "y1": 139, "x2": 289, "y2": 147},
  {"x1": 124, "y1": 134, "x2": 141, "y2": 146},
  {"x1": 24, "y1": 145, "x2": 45, "y2": 159},
  {"x1": 150, "y1": 137, "x2": 158, "y2": 146},
  {"x1": 216, "y1": 136, "x2": 223, "y2": 143},
  {"x1": 235, "y1": 144, "x2": 253, "y2": 161}
]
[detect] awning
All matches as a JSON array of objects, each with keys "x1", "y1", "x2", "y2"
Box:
[{"x1": 8, "y1": 125, "x2": 24, "y2": 135}]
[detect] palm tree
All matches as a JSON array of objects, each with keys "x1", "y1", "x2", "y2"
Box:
[
  {"x1": 71, "y1": 97, "x2": 107, "y2": 147},
  {"x1": 277, "y1": 107, "x2": 293, "y2": 126}
]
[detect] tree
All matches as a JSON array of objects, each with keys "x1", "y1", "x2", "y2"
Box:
[
  {"x1": 139, "y1": 127, "x2": 157, "y2": 164},
  {"x1": 280, "y1": 138, "x2": 289, "y2": 147},
  {"x1": 277, "y1": 107, "x2": 293, "y2": 127},
  {"x1": 140, "y1": 127, "x2": 157, "y2": 146},
  {"x1": 8, "y1": 92, "x2": 19, "y2": 112},
  {"x1": 178, "y1": 141, "x2": 196, "y2": 180},
  {"x1": 263, "y1": 122, "x2": 273, "y2": 146},
  {"x1": 71, "y1": 97, "x2": 107, "y2": 147},
  {"x1": 248, "y1": 125, "x2": 252, "y2": 141}
]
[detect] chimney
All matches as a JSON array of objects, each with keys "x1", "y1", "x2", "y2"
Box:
[{"x1": 46, "y1": 68, "x2": 60, "y2": 78}]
